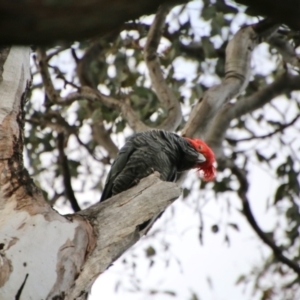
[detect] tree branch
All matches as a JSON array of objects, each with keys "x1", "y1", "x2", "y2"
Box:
[
  {"x1": 57, "y1": 132, "x2": 81, "y2": 212},
  {"x1": 35, "y1": 48, "x2": 152, "y2": 133},
  {"x1": 2, "y1": 141, "x2": 181, "y2": 300},
  {"x1": 230, "y1": 164, "x2": 300, "y2": 276},
  {"x1": 68, "y1": 173, "x2": 181, "y2": 299},
  {"x1": 182, "y1": 25, "x2": 258, "y2": 138},
  {"x1": 227, "y1": 113, "x2": 300, "y2": 143},
  {"x1": 36, "y1": 47, "x2": 144, "y2": 149},
  {"x1": 267, "y1": 31, "x2": 300, "y2": 68},
  {"x1": 205, "y1": 73, "x2": 300, "y2": 158},
  {"x1": 144, "y1": 5, "x2": 182, "y2": 131},
  {"x1": 1, "y1": 47, "x2": 182, "y2": 300},
  {"x1": 63, "y1": 88, "x2": 151, "y2": 132},
  {"x1": 91, "y1": 118, "x2": 119, "y2": 159},
  {"x1": 36, "y1": 48, "x2": 62, "y2": 104},
  {"x1": 182, "y1": 19, "x2": 279, "y2": 140}
]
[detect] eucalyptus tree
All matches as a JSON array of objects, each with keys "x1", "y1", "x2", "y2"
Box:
[{"x1": 0, "y1": 1, "x2": 300, "y2": 299}]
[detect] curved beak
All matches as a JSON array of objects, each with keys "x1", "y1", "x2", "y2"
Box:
[{"x1": 197, "y1": 153, "x2": 206, "y2": 163}]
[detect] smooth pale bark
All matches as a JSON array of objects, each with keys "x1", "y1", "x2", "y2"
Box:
[
  {"x1": 182, "y1": 26, "x2": 259, "y2": 140},
  {"x1": 0, "y1": 47, "x2": 181, "y2": 300}
]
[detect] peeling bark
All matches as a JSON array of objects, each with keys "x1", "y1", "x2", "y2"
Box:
[
  {"x1": 70, "y1": 173, "x2": 181, "y2": 299},
  {"x1": 0, "y1": 47, "x2": 182, "y2": 300}
]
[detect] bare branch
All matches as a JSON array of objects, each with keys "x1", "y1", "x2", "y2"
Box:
[
  {"x1": 36, "y1": 48, "x2": 62, "y2": 103},
  {"x1": 91, "y1": 119, "x2": 119, "y2": 159},
  {"x1": 206, "y1": 73, "x2": 300, "y2": 158},
  {"x1": 227, "y1": 74, "x2": 300, "y2": 118},
  {"x1": 37, "y1": 48, "x2": 121, "y2": 156},
  {"x1": 182, "y1": 20, "x2": 278, "y2": 139},
  {"x1": 46, "y1": 46, "x2": 70, "y2": 62},
  {"x1": 76, "y1": 31, "x2": 119, "y2": 89},
  {"x1": 227, "y1": 113, "x2": 300, "y2": 143},
  {"x1": 69, "y1": 173, "x2": 181, "y2": 299},
  {"x1": 57, "y1": 132, "x2": 81, "y2": 212},
  {"x1": 144, "y1": 5, "x2": 182, "y2": 131},
  {"x1": 267, "y1": 31, "x2": 300, "y2": 68},
  {"x1": 31, "y1": 66, "x2": 150, "y2": 133},
  {"x1": 64, "y1": 88, "x2": 151, "y2": 132},
  {"x1": 230, "y1": 164, "x2": 300, "y2": 276}
]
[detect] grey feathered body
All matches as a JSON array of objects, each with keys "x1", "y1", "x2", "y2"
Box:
[{"x1": 100, "y1": 130, "x2": 200, "y2": 202}]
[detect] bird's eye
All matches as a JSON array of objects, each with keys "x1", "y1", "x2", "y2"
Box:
[{"x1": 198, "y1": 146, "x2": 202, "y2": 150}]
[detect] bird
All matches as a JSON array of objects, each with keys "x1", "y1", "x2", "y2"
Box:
[{"x1": 100, "y1": 130, "x2": 216, "y2": 202}]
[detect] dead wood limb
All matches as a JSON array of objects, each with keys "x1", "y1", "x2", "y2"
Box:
[{"x1": 69, "y1": 173, "x2": 181, "y2": 299}]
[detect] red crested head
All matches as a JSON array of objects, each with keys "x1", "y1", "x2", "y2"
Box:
[{"x1": 184, "y1": 137, "x2": 216, "y2": 181}]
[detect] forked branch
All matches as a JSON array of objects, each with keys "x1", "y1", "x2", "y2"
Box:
[
  {"x1": 205, "y1": 73, "x2": 300, "y2": 158},
  {"x1": 36, "y1": 48, "x2": 151, "y2": 133},
  {"x1": 182, "y1": 19, "x2": 278, "y2": 139}
]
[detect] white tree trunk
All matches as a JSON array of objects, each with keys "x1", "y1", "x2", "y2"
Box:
[{"x1": 0, "y1": 47, "x2": 181, "y2": 300}]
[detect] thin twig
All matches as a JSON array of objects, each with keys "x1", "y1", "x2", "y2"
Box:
[
  {"x1": 267, "y1": 31, "x2": 300, "y2": 69},
  {"x1": 46, "y1": 46, "x2": 70, "y2": 62},
  {"x1": 48, "y1": 64, "x2": 80, "y2": 89},
  {"x1": 36, "y1": 48, "x2": 63, "y2": 103},
  {"x1": 67, "y1": 88, "x2": 151, "y2": 132},
  {"x1": 227, "y1": 113, "x2": 300, "y2": 143},
  {"x1": 230, "y1": 163, "x2": 300, "y2": 276},
  {"x1": 57, "y1": 132, "x2": 81, "y2": 212},
  {"x1": 205, "y1": 73, "x2": 300, "y2": 159}
]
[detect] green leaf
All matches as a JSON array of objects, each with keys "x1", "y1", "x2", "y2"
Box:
[
  {"x1": 182, "y1": 188, "x2": 190, "y2": 198},
  {"x1": 211, "y1": 224, "x2": 219, "y2": 233},
  {"x1": 228, "y1": 223, "x2": 239, "y2": 231},
  {"x1": 145, "y1": 246, "x2": 156, "y2": 257},
  {"x1": 190, "y1": 292, "x2": 201, "y2": 300},
  {"x1": 163, "y1": 290, "x2": 176, "y2": 297},
  {"x1": 201, "y1": 37, "x2": 216, "y2": 58},
  {"x1": 202, "y1": 5, "x2": 216, "y2": 21},
  {"x1": 68, "y1": 159, "x2": 80, "y2": 177},
  {"x1": 274, "y1": 183, "x2": 288, "y2": 204},
  {"x1": 215, "y1": 0, "x2": 238, "y2": 14},
  {"x1": 235, "y1": 274, "x2": 246, "y2": 285},
  {"x1": 256, "y1": 150, "x2": 267, "y2": 163}
]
